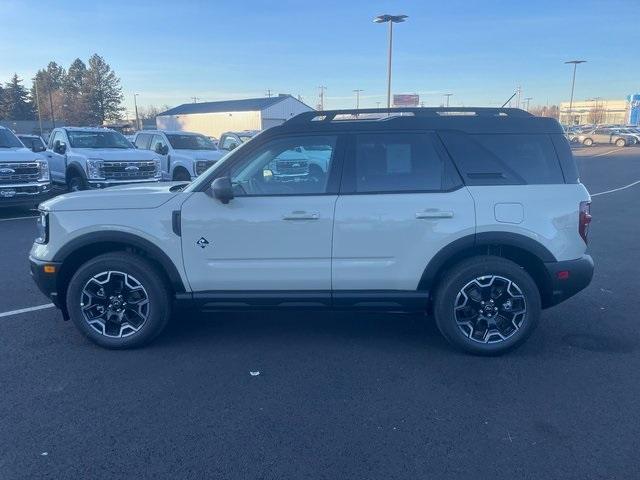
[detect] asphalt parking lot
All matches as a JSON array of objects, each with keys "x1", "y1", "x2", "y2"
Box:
[{"x1": 1, "y1": 145, "x2": 639, "y2": 479}]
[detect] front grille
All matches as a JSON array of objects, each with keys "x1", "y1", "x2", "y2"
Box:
[
  {"x1": 0, "y1": 162, "x2": 40, "y2": 184},
  {"x1": 275, "y1": 159, "x2": 308, "y2": 175},
  {"x1": 102, "y1": 161, "x2": 157, "y2": 180}
]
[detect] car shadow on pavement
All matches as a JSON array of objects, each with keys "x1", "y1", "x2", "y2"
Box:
[{"x1": 154, "y1": 308, "x2": 451, "y2": 353}]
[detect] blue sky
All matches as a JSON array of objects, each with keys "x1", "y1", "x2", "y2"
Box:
[{"x1": 1, "y1": 0, "x2": 638, "y2": 116}]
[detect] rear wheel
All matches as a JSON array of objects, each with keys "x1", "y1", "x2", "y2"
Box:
[
  {"x1": 66, "y1": 252, "x2": 172, "y2": 349},
  {"x1": 433, "y1": 256, "x2": 541, "y2": 355},
  {"x1": 582, "y1": 138, "x2": 593, "y2": 146},
  {"x1": 615, "y1": 138, "x2": 626, "y2": 147}
]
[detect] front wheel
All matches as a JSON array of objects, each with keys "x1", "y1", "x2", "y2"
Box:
[
  {"x1": 433, "y1": 256, "x2": 541, "y2": 355},
  {"x1": 66, "y1": 252, "x2": 172, "y2": 349},
  {"x1": 582, "y1": 138, "x2": 593, "y2": 146},
  {"x1": 615, "y1": 138, "x2": 626, "y2": 147},
  {"x1": 67, "y1": 174, "x2": 87, "y2": 192}
]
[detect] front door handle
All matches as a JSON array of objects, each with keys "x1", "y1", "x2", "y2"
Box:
[
  {"x1": 283, "y1": 211, "x2": 320, "y2": 221},
  {"x1": 415, "y1": 210, "x2": 454, "y2": 219}
]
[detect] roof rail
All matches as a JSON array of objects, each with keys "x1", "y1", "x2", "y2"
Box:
[{"x1": 288, "y1": 107, "x2": 533, "y2": 124}]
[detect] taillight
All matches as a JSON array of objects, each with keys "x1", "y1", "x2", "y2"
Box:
[{"x1": 579, "y1": 201, "x2": 592, "y2": 244}]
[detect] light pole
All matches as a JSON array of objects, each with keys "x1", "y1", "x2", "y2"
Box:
[
  {"x1": 133, "y1": 93, "x2": 140, "y2": 131},
  {"x1": 374, "y1": 14, "x2": 408, "y2": 109},
  {"x1": 524, "y1": 97, "x2": 533, "y2": 112},
  {"x1": 33, "y1": 77, "x2": 43, "y2": 136},
  {"x1": 565, "y1": 60, "x2": 586, "y2": 125},
  {"x1": 443, "y1": 93, "x2": 453, "y2": 107},
  {"x1": 353, "y1": 89, "x2": 363, "y2": 109}
]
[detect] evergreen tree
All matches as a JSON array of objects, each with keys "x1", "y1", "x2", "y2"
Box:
[
  {"x1": 0, "y1": 74, "x2": 34, "y2": 120},
  {"x1": 64, "y1": 58, "x2": 89, "y2": 125},
  {"x1": 84, "y1": 54, "x2": 124, "y2": 124}
]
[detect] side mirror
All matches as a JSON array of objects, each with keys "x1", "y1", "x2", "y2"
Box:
[
  {"x1": 211, "y1": 176, "x2": 234, "y2": 204},
  {"x1": 54, "y1": 141, "x2": 66, "y2": 154},
  {"x1": 155, "y1": 144, "x2": 169, "y2": 155}
]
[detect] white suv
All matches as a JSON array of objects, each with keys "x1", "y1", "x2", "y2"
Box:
[
  {"x1": 30, "y1": 108, "x2": 594, "y2": 355},
  {"x1": 45, "y1": 127, "x2": 162, "y2": 191},
  {"x1": 133, "y1": 130, "x2": 224, "y2": 181}
]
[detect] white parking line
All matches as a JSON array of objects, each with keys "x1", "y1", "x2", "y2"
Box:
[
  {"x1": 589, "y1": 147, "x2": 625, "y2": 158},
  {"x1": 592, "y1": 180, "x2": 640, "y2": 197},
  {"x1": 0, "y1": 303, "x2": 54, "y2": 318},
  {"x1": 0, "y1": 215, "x2": 38, "y2": 222}
]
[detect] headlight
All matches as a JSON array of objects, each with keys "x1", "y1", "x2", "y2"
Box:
[
  {"x1": 36, "y1": 159, "x2": 50, "y2": 181},
  {"x1": 153, "y1": 159, "x2": 162, "y2": 178},
  {"x1": 35, "y1": 211, "x2": 49, "y2": 244},
  {"x1": 87, "y1": 159, "x2": 104, "y2": 179}
]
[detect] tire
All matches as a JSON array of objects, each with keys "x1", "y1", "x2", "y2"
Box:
[
  {"x1": 615, "y1": 138, "x2": 626, "y2": 147},
  {"x1": 66, "y1": 252, "x2": 172, "y2": 349},
  {"x1": 433, "y1": 256, "x2": 541, "y2": 356},
  {"x1": 582, "y1": 138, "x2": 593, "y2": 146},
  {"x1": 67, "y1": 174, "x2": 87, "y2": 192},
  {"x1": 172, "y1": 168, "x2": 191, "y2": 181}
]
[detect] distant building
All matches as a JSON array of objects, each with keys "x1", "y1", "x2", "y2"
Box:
[
  {"x1": 156, "y1": 94, "x2": 312, "y2": 138},
  {"x1": 559, "y1": 98, "x2": 629, "y2": 125}
]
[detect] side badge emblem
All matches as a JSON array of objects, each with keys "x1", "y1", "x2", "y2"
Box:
[{"x1": 196, "y1": 237, "x2": 210, "y2": 249}]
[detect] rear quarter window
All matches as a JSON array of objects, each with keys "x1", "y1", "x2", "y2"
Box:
[{"x1": 438, "y1": 131, "x2": 565, "y2": 185}]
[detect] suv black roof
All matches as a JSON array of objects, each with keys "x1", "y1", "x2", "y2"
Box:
[{"x1": 277, "y1": 108, "x2": 563, "y2": 135}]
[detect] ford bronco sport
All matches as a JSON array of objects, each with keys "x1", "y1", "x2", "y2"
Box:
[{"x1": 30, "y1": 108, "x2": 593, "y2": 355}]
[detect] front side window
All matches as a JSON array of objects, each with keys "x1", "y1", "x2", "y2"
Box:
[
  {"x1": 166, "y1": 134, "x2": 217, "y2": 150},
  {"x1": 220, "y1": 136, "x2": 238, "y2": 150},
  {"x1": 135, "y1": 133, "x2": 152, "y2": 150},
  {"x1": 49, "y1": 131, "x2": 66, "y2": 150},
  {"x1": 229, "y1": 135, "x2": 337, "y2": 196},
  {"x1": 0, "y1": 129, "x2": 25, "y2": 148},
  {"x1": 150, "y1": 135, "x2": 168, "y2": 154},
  {"x1": 349, "y1": 133, "x2": 449, "y2": 193},
  {"x1": 67, "y1": 130, "x2": 132, "y2": 149}
]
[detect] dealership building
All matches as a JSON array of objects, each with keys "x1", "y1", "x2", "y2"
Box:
[
  {"x1": 156, "y1": 95, "x2": 312, "y2": 138},
  {"x1": 559, "y1": 94, "x2": 640, "y2": 125}
]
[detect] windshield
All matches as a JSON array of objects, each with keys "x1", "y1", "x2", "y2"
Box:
[
  {"x1": 67, "y1": 130, "x2": 133, "y2": 149},
  {"x1": 166, "y1": 134, "x2": 217, "y2": 150},
  {"x1": 0, "y1": 129, "x2": 25, "y2": 148}
]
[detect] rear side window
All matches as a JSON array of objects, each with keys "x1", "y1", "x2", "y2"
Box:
[
  {"x1": 345, "y1": 133, "x2": 457, "y2": 193},
  {"x1": 135, "y1": 133, "x2": 152, "y2": 150},
  {"x1": 439, "y1": 131, "x2": 564, "y2": 185}
]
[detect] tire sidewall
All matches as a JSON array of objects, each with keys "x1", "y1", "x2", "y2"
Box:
[
  {"x1": 434, "y1": 257, "x2": 541, "y2": 355},
  {"x1": 66, "y1": 253, "x2": 170, "y2": 349}
]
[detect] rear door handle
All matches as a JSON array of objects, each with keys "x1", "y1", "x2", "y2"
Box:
[
  {"x1": 283, "y1": 211, "x2": 320, "y2": 221},
  {"x1": 415, "y1": 210, "x2": 454, "y2": 219}
]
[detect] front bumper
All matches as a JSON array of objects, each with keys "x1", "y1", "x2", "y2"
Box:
[
  {"x1": 0, "y1": 183, "x2": 52, "y2": 207},
  {"x1": 29, "y1": 256, "x2": 63, "y2": 309},
  {"x1": 87, "y1": 178, "x2": 161, "y2": 189},
  {"x1": 543, "y1": 254, "x2": 594, "y2": 308}
]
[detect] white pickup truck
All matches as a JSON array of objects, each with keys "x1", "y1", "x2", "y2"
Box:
[
  {"x1": 133, "y1": 130, "x2": 224, "y2": 181},
  {"x1": 0, "y1": 126, "x2": 51, "y2": 208},
  {"x1": 45, "y1": 127, "x2": 162, "y2": 191}
]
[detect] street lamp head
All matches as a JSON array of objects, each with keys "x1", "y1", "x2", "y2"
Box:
[
  {"x1": 564, "y1": 60, "x2": 587, "y2": 65},
  {"x1": 374, "y1": 14, "x2": 408, "y2": 23}
]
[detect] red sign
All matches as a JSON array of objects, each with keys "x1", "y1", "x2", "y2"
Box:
[{"x1": 393, "y1": 94, "x2": 419, "y2": 107}]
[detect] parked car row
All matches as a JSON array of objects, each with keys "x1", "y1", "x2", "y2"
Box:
[
  {"x1": 566, "y1": 125, "x2": 640, "y2": 147},
  {"x1": 0, "y1": 126, "x2": 270, "y2": 209}
]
